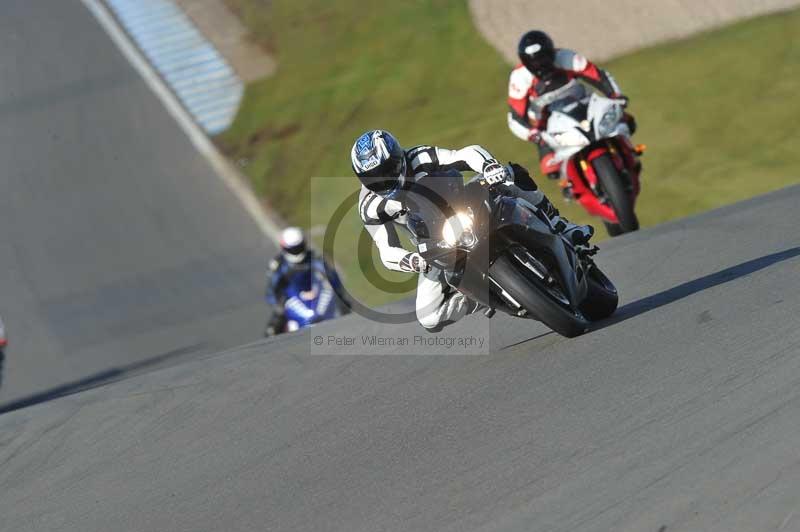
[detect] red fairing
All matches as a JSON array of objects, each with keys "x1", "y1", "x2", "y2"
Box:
[
  {"x1": 577, "y1": 146, "x2": 612, "y2": 189},
  {"x1": 560, "y1": 137, "x2": 641, "y2": 225},
  {"x1": 540, "y1": 152, "x2": 560, "y2": 175},
  {"x1": 566, "y1": 158, "x2": 620, "y2": 223}
]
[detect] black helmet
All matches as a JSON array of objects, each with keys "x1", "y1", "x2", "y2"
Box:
[
  {"x1": 517, "y1": 30, "x2": 555, "y2": 75},
  {"x1": 351, "y1": 129, "x2": 407, "y2": 195}
]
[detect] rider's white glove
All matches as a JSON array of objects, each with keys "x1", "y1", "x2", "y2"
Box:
[
  {"x1": 482, "y1": 161, "x2": 511, "y2": 187},
  {"x1": 399, "y1": 252, "x2": 429, "y2": 273},
  {"x1": 384, "y1": 198, "x2": 406, "y2": 218}
]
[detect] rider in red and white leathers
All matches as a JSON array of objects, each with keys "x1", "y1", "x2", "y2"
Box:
[{"x1": 507, "y1": 30, "x2": 637, "y2": 180}]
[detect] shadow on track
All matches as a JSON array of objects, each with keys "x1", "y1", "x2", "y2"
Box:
[
  {"x1": 500, "y1": 331, "x2": 555, "y2": 350},
  {"x1": 0, "y1": 343, "x2": 206, "y2": 416},
  {"x1": 599, "y1": 247, "x2": 800, "y2": 328},
  {"x1": 479, "y1": 248, "x2": 800, "y2": 350}
]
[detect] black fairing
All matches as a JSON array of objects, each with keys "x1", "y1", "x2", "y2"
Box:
[
  {"x1": 490, "y1": 197, "x2": 583, "y2": 306},
  {"x1": 406, "y1": 173, "x2": 586, "y2": 312}
]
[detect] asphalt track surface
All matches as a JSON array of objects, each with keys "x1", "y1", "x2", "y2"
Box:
[
  {"x1": 2, "y1": 2, "x2": 800, "y2": 531},
  {"x1": 1, "y1": 181, "x2": 798, "y2": 531},
  {"x1": 0, "y1": 0, "x2": 272, "y2": 405}
]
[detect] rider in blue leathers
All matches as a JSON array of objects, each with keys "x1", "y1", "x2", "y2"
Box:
[{"x1": 264, "y1": 227, "x2": 349, "y2": 336}]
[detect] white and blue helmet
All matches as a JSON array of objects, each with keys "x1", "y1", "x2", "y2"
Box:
[{"x1": 351, "y1": 130, "x2": 407, "y2": 195}]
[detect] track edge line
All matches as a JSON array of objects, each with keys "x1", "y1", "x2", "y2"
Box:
[{"x1": 79, "y1": 0, "x2": 282, "y2": 243}]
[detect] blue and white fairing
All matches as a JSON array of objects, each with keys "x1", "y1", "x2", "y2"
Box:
[{"x1": 281, "y1": 264, "x2": 340, "y2": 332}]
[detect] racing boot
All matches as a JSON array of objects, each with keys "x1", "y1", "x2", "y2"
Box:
[
  {"x1": 551, "y1": 217, "x2": 594, "y2": 246},
  {"x1": 446, "y1": 291, "x2": 486, "y2": 319},
  {"x1": 423, "y1": 290, "x2": 487, "y2": 332},
  {"x1": 536, "y1": 195, "x2": 594, "y2": 246}
]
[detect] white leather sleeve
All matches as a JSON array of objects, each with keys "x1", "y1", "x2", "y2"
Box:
[
  {"x1": 435, "y1": 145, "x2": 496, "y2": 173},
  {"x1": 507, "y1": 113, "x2": 534, "y2": 141},
  {"x1": 365, "y1": 223, "x2": 410, "y2": 273}
]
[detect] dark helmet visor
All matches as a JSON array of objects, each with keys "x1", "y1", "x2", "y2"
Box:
[
  {"x1": 360, "y1": 152, "x2": 405, "y2": 179},
  {"x1": 283, "y1": 242, "x2": 306, "y2": 256}
]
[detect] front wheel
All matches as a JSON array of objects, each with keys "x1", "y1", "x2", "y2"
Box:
[
  {"x1": 579, "y1": 265, "x2": 618, "y2": 320},
  {"x1": 593, "y1": 153, "x2": 639, "y2": 233},
  {"x1": 603, "y1": 221, "x2": 624, "y2": 237},
  {"x1": 488, "y1": 255, "x2": 589, "y2": 338}
]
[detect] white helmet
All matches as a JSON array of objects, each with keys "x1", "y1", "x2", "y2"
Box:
[{"x1": 279, "y1": 227, "x2": 307, "y2": 263}]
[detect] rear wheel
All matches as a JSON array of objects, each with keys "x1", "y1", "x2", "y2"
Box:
[
  {"x1": 593, "y1": 154, "x2": 639, "y2": 233},
  {"x1": 579, "y1": 266, "x2": 618, "y2": 321},
  {"x1": 487, "y1": 254, "x2": 589, "y2": 338}
]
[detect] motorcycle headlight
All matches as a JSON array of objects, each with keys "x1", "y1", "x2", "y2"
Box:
[
  {"x1": 597, "y1": 106, "x2": 622, "y2": 137},
  {"x1": 442, "y1": 211, "x2": 476, "y2": 248}
]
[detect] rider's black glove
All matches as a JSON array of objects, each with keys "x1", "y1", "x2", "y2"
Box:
[{"x1": 509, "y1": 162, "x2": 538, "y2": 192}]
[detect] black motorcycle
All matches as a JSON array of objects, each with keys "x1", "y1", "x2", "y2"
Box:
[{"x1": 405, "y1": 171, "x2": 618, "y2": 337}]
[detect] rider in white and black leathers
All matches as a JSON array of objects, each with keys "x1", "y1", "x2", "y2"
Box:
[{"x1": 351, "y1": 129, "x2": 594, "y2": 331}]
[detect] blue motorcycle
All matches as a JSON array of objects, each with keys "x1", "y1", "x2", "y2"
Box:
[{"x1": 277, "y1": 264, "x2": 342, "y2": 333}]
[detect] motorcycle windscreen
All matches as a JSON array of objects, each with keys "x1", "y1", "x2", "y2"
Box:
[{"x1": 404, "y1": 171, "x2": 466, "y2": 242}]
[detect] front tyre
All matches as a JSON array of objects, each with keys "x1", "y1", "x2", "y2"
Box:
[
  {"x1": 579, "y1": 265, "x2": 618, "y2": 320},
  {"x1": 488, "y1": 255, "x2": 589, "y2": 338},
  {"x1": 593, "y1": 153, "x2": 639, "y2": 233},
  {"x1": 603, "y1": 221, "x2": 624, "y2": 237}
]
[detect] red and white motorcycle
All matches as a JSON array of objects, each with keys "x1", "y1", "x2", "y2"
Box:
[{"x1": 541, "y1": 90, "x2": 645, "y2": 235}]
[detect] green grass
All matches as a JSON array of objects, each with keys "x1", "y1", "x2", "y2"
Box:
[{"x1": 219, "y1": 2, "x2": 800, "y2": 305}]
